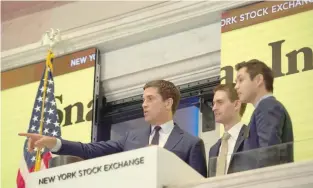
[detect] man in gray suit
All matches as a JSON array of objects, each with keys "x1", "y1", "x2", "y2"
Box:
[
  {"x1": 19, "y1": 80, "x2": 207, "y2": 177},
  {"x1": 208, "y1": 83, "x2": 248, "y2": 177},
  {"x1": 234, "y1": 59, "x2": 294, "y2": 168}
]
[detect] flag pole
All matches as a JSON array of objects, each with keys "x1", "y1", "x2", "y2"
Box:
[
  {"x1": 34, "y1": 51, "x2": 54, "y2": 171},
  {"x1": 34, "y1": 28, "x2": 60, "y2": 172}
]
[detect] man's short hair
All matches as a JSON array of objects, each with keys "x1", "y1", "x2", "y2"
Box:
[
  {"x1": 235, "y1": 59, "x2": 274, "y2": 92},
  {"x1": 214, "y1": 83, "x2": 247, "y2": 116},
  {"x1": 143, "y1": 80, "x2": 181, "y2": 114}
]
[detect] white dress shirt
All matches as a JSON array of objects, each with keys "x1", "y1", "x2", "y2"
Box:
[
  {"x1": 51, "y1": 137, "x2": 62, "y2": 152},
  {"x1": 219, "y1": 122, "x2": 243, "y2": 173},
  {"x1": 51, "y1": 120, "x2": 175, "y2": 152},
  {"x1": 149, "y1": 120, "x2": 175, "y2": 147}
]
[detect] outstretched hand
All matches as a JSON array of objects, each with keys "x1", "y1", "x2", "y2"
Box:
[{"x1": 18, "y1": 133, "x2": 57, "y2": 152}]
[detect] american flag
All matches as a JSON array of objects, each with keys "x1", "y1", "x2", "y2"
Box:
[{"x1": 17, "y1": 66, "x2": 61, "y2": 188}]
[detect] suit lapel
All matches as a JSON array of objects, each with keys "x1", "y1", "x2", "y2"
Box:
[
  {"x1": 164, "y1": 124, "x2": 184, "y2": 151},
  {"x1": 208, "y1": 140, "x2": 221, "y2": 177},
  {"x1": 133, "y1": 126, "x2": 150, "y2": 148},
  {"x1": 229, "y1": 125, "x2": 248, "y2": 168},
  {"x1": 211, "y1": 140, "x2": 221, "y2": 157},
  {"x1": 232, "y1": 125, "x2": 247, "y2": 153}
]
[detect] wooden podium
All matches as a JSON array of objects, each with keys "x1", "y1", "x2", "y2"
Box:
[{"x1": 27, "y1": 146, "x2": 205, "y2": 188}]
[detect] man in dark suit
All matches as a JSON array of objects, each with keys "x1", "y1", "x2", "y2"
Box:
[
  {"x1": 234, "y1": 59, "x2": 294, "y2": 168},
  {"x1": 19, "y1": 80, "x2": 207, "y2": 177},
  {"x1": 208, "y1": 83, "x2": 248, "y2": 177}
]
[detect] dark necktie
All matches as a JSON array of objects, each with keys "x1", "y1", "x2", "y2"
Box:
[{"x1": 151, "y1": 126, "x2": 162, "y2": 145}]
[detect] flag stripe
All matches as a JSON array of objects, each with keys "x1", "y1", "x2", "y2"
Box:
[
  {"x1": 19, "y1": 157, "x2": 30, "y2": 178},
  {"x1": 17, "y1": 170, "x2": 25, "y2": 188},
  {"x1": 17, "y1": 155, "x2": 51, "y2": 188},
  {"x1": 43, "y1": 152, "x2": 52, "y2": 168}
]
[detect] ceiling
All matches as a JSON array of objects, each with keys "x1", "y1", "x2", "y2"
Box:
[{"x1": 1, "y1": 1, "x2": 72, "y2": 21}]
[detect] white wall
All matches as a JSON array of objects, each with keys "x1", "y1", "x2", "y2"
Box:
[
  {"x1": 2, "y1": 1, "x2": 164, "y2": 51},
  {"x1": 102, "y1": 23, "x2": 221, "y2": 102},
  {"x1": 2, "y1": 2, "x2": 249, "y2": 99}
]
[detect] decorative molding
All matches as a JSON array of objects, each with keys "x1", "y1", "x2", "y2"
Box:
[
  {"x1": 103, "y1": 51, "x2": 220, "y2": 102},
  {"x1": 1, "y1": 1, "x2": 249, "y2": 72}
]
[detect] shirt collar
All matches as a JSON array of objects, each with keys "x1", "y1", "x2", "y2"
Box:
[
  {"x1": 254, "y1": 94, "x2": 273, "y2": 108},
  {"x1": 227, "y1": 122, "x2": 243, "y2": 140},
  {"x1": 151, "y1": 120, "x2": 174, "y2": 135}
]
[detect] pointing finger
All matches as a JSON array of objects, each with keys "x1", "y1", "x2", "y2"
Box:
[{"x1": 19, "y1": 133, "x2": 34, "y2": 137}]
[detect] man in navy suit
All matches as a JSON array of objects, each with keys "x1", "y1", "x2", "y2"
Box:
[
  {"x1": 19, "y1": 80, "x2": 207, "y2": 177},
  {"x1": 208, "y1": 83, "x2": 248, "y2": 177},
  {"x1": 234, "y1": 59, "x2": 294, "y2": 168}
]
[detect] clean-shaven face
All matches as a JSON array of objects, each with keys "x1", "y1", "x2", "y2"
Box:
[
  {"x1": 235, "y1": 67, "x2": 258, "y2": 103},
  {"x1": 142, "y1": 87, "x2": 168, "y2": 125},
  {"x1": 212, "y1": 90, "x2": 239, "y2": 124}
]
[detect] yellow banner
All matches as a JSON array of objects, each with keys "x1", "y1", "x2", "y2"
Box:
[
  {"x1": 221, "y1": 2, "x2": 313, "y2": 161},
  {"x1": 1, "y1": 48, "x2": 98, "y2": 187}
]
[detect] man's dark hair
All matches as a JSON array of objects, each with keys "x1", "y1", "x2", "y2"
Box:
[{"x1": 235, "y1": 59, "x2": 274, "y2": 92}]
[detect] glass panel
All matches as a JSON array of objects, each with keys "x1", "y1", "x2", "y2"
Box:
[
  {"x1": 173, "y1": 106, "x2": 200, "y2": 137},
  {"x1": 207, "y1": 138, "x2": 313, "y2": 177}
]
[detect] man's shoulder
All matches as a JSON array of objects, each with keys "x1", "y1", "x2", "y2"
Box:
[
  {"x1": 176, "y1": 126, "x2": 202, "y2": 143},
  {"x1": 257, "y1": 96, "x2": 286, "y2": 111},
  {"x1": 254, "y1": 96, "x2": 292, "y2": 124},
  {"x1": 125, "y1": 126, "x2": 149, "y2": 137}
]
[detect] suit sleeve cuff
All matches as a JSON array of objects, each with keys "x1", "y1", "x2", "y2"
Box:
[{"x1": 51, "y1": 138, "x2": 62, "y2": 152}]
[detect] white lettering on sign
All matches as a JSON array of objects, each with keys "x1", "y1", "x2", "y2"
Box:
[
  {"x1": 70, "y1": 53, "x2": 96, "y2": 67},
  {"x1": 272, "y1": 0, "x2": 313, "y2": 13},
  {"x1": 89, "y1": 54, "x2": 96, "y2": 61},
  {"x1": 221, "y1": 16, "x2": 237, "y2": 27},
  {"x1": 37, "y1": 156, "x2": 145, "y2": 186},
  {"x1": 239, "y1": 8, "x2": 269, "y2": 22}
]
